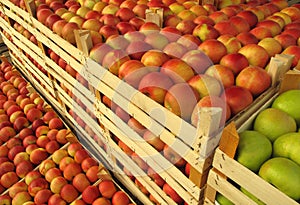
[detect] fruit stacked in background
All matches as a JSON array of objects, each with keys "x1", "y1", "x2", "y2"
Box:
[
  {"x1": 0, "y1": 60, "x2": 133, "y2": 204},
  {"x1": 217, "y1": 89, "x2": 300, "y2": 205}
]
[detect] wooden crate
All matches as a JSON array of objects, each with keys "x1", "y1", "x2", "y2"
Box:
[{"x1": 204, "y1": 69, "x2": 300, "y2": 205}]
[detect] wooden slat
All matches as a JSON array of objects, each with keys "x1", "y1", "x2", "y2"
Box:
[{"x1": 207, "y1": 169, "x2": 256, "y2": 205}]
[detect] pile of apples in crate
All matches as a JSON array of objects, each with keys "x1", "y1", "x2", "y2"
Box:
[
  {"x1": 0, "y1": 60, "x2": 133, "y2": 205},
  {"x1": 17, "y1": 0, "x2": 300, "y2": 126}
]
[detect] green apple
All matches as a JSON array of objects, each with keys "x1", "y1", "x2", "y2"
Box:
[
  {"x1": 253, "y1": 108, "x2": 297, "y2": 142},
  {"x1": 273, "y1": 132, "x2": 300, "y2": 166},
  {"x1": 236, "y1": 130, "x2": 272, "y2": 172},
  {"x1": 272, "y1": 89, "x2": 300, "y2": 127},
  {"x1": 216, "y1": 193, "x2": 234, "y2": 205},
  {"x1": 259, "y1": 157, "x2": 300, "y2": 200}
]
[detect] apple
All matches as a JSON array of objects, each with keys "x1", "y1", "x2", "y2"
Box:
[
  {"x1": 101, "y1": 4, "x2": 119, "y2": 15},
  {"x1": 163, "y1": 41, "x2": 188, "y2": 58},
  {"x1": 0, "y1": 126, "x2": 16, "y2": 142},
  {"x1": 27, "y1": 177, "x2": 49, "y2": 197},
  {"x1": 67, "y1": 142, "x2": 83, "y2": 157},
  {"x1": 246, "y1": 7, "x2": 265, "y2": 22},
  {"x1": 29, "y1": 148, "x2": 48, "y2": 165},
  {"x1": 209, "y1": 10, "x2": 229, "y2": 24},
  {"x1": 63, "y1": 162, "x2": 82, "y2": 181},
  {"x1": 13, "y1": 151, "x2": 29, "y2": 166},
  {"x1": 124, "y1": 40, "x2": 152, "y2": 61},
  {"x1": 236, "y1": 31, "x2": 258, "y2": 46},
  {"x1": 281, "y1": 28, "x2": 300, "y2": 40},
  {"x1": 256, "y1": 20, "x2": 282, "y2": 37},
  {"x1": 61, "y1": 22, "x2": 80, "y2": 45},
  {"x1": 48, "y1": 193, "x2": 67, "y2": 205},
  {"x1": 214, "y1": 20, "x2": 239, "y2": 36},
  {"x1": 45, "y1": 167, "x2": 62, "y2": 182},
  {"x1": 34, "y1": 189, "x2": 52, "y2": 204},
  {"x1": 0, "y1": 161, "x2": 15, "y2": 176},
  {"x1": 236, "y1": 10, "x2": 258, "y2": 28},
  {"x1": 16, "y1": 160, "x2": 34, "y2": 178},
  {"x1": 238, "y1": 44, "x2": 270, "y2": 68},
  {"x1": 86, "y1": 165, "x2": 99, "y2": 183},
  {"x1": 205, "y1": 64, "x2": 235, "y2": 89},
  {"x1": 127, "y1": 117, "x2": 147, "y2": 137},
  {"x1": 13, "y1": 117, "x2": 30, "y2": 131},
  {"x1": 35, "y1": 125, "x2": 49, "y2": 137},
  {"x1": 11, "y1": 191, "x2": 32, "y2": 205},
  {"x1": 92, "y1": 1, "x2": 107, "y2": 12},
  {"x1": 164, "y1": 83, "x2": 200, "y2": 121},
  {"x1": 0, "y1": 195, "x2": 11, "y2": 204},
  {"x1": 25, "y1": 144, "x2": 39, "y2": 155},
  {"x1": 45, "y1": 140, "x2": 60, "y2": 154},
  {"x1": 281, "y1": 6, "x2": 300, "y2": 21},
  {"x1": 8, "y1": 145, "x2": 25, "y2": 161},
  {"x1": 81, "y1": 19, "x2": 102, "y2": 32},
  {"x1": 258, "y1": 37, "x2": 282, "y2": 57},
  {"x1": 98, "y1": 180, "x2": 117, "y2": 198},
  {"x1": 50, "y1": 176, "x2": 68, "y2": 194},
  {"x1": 17, "y1": 128, "x2": 33, "y2": 141},
  {"x1": 74, "y1": 148, "x2": 90, "y2": 164},
  {"x1": 138, "y1": 72, "x2": 174, "y2": 104},
  {"x1": 160, "y1": 58, "x2": 194, "y2": 83},
  {"x1": 274, "y1": 33, "x2": 298, "y2": 49},
  {"x1": 102, "y1": 49, "x2": 130, "y2": 76},
  {"x1": 81, "y1": 157, "x2": 98, "y2": 172},
  {"x1": 60, "y1": 184, "x2": 79, "y2": 203},
  {"x1": 37, "y1": 8, "x2": 54, "y2": 24},
  {"x1": 39, "y1": 159, "x2": 56, "y2": 176},
  {"x1": 9, "y1": 181, "x2": 28, "y2": 198},
  {"x1": 22, "y1": 135, "x2": 37, "y2": 148},
  {"x1": 222, "y1": 86, "x2": 253, "y2": 115},
  {"x1": 140, "y1": 49, "x2": 169, "y2": 67},
  {"x1": 198, "y1": 39, "x2": 227, "y2": 64},
  {"x1": 282, "y1": 45, "x2": 300, "y2": 68},
  {"x1": 220, "y1": 53, "x2": 249, "y2": 76},
  {"x1": 112, "y1": 191, "x2": 130, "y2": 205},
  {"x1": 160, "y1": 26, "x2": 184, "y2": 42},
  {"x1": 163, "y1": 183, "x2": 183, "y2": 204},
  {"x1": 177, "y1": 34, "x2": 201, "y2": 50},
  {"x1": 267, "y1": 15, "x2": 285, "y2": 29},
  {"x1": 249, "y1": 26, "x2": 273, "y2": 41},
  {"x1": 192, "y1": 24, "x2": 219, "y2": 42},
  {"x1": 82, "y1": 185, "x2": 100, "y2": 204},
  {"x1": 45, "y1": 13, "x2": 62, "y2": 29},
  {"x1": 72, "y1": 173, "x2": 91, "y2": 192},
  {"x1": 59, "y1": 156, "x2": 74, "y2": 171},
  {"x1": 55, "y1": 129, "x2": 69, "y2": 145},
  {"x1": 52, "y1": 19, "x2": 68, "y2": 36},
  {"x1": 139, "y1": 22, "x2": 161, "y2": 35},
  {"x1": 217, "y1": 34, "x2": 242, "y2": 54}
]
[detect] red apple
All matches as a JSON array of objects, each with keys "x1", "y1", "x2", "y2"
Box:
[
  {"x1": 222, "y1": 86, "x2": 253, "y2": 115},
  {"x1": 192, "y1": 24, "x2": 219, "y2": 42},
  {"x1": 60, "y1": 184, "x2": 79, "y2": 203},
  {"x1": 220, "y1": 53, "x2": 249, "y2": 75},
  {"x1": 164, "y1": 83, "x2": 200, "y2": 121},
  {"x1": 238, "y1": 44, "x2": 269, "y2": 68},
  {"x1": 82, "y1": 185, "x2": 100, "y2": 204},
  {"x1": 28, "y1": 177, "x2": 48, "y2": 197},
  {"x1": 98, "y1": 180, "x2": 117, "y2": 199},
  {"x1": 205, "y1": 64, "x2": 235, "y2": 89},
  {"x1": 112, "y1": 191, "x2": 130, "y2": 205},
  {"x1": 198, "y1": 39, "x2": 227, "y2": 64}
]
